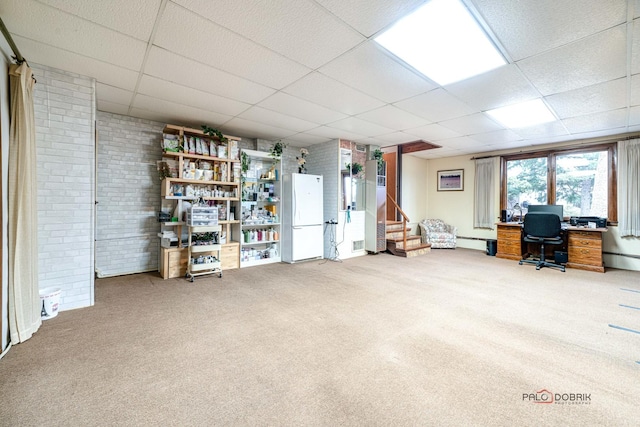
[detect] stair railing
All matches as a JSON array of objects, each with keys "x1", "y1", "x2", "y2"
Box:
[{"x1": 387, "y1": 195, "x2": 409, "y2": 250}]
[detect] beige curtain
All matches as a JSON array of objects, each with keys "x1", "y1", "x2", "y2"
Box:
[
  {"x1": 474, "y1": 157, "x2": 498, "y2": 229},
  {"x1": 618, "y1": 139, "x2": 640, "y2": 237},
  {"x1": 8, "y1": 63, "x2": 40, "y2": 343}
]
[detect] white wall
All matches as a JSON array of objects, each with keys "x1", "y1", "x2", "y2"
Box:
[
  {"x1": 32, "y1": 64, "x2": 96, "y2": 311},
  {"x1": 95, "y1": 112, "x2": 164, "y2": 277},
  {"x1": 400, "y1": 155, "x2": 429, "y2": 236}
]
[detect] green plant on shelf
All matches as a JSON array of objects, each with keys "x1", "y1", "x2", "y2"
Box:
[
  {"x1": 201, "y1": 125, "x2": 228, "y2": 143},
  {"x1": 269, "y1": 140, "x2": 286, "y2": 160},
  {"x1": 346, "y1": 162, "x2": 363, "y2": 176}
]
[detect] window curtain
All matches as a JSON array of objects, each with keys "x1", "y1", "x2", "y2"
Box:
[
  {"x1": 474, "y1": 157, "x2": 498, "y2": 229},
  {"x1": 618, "y1": 139, "x2": 640, "y2": 237},
  {"x1": 8, "y1": 63, "x2": 40, "y2": 343}
]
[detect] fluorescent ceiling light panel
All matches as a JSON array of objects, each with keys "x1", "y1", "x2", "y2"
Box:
[
  {"x1": 374, "y1": 0, "x2": 506, "y2": 86},
  {"x1": 486, "y1": 99, "x2": 557, "y2": 128}
]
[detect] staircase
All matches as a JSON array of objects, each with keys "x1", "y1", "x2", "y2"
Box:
[
  {"x1": 385, "y1": 221, "x2": 431, "y2": 257},
  {"x1": 384, "y1": 195, "x2": 431, "y2": 258}
]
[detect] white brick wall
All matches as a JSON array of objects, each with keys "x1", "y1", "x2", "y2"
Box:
[
  {"x1": 32, "y1": 64, "x2": 96, "y2": 311},
  {"x1": 306, "y1": 140, "x2": 339, "y2": 259},
  {"x1": 95, "y1": 112, "x2": 165, "y2": 277}
]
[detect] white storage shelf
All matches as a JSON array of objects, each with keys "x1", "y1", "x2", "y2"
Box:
[{"x1": 186, "y1": 223, "x2": 223, "y2": 281}]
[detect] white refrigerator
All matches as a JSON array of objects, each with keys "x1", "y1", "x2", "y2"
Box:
[{"x1": 282, "y1": 173, "x2": 324, "y2": 263}]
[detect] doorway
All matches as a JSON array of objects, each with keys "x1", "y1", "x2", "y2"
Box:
[{"x1": 384, "y1": 150, "x2": 397, "y2": 221}]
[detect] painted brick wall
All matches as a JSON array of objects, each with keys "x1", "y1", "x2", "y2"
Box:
[
  {"x1": 306, "y1": 140, "x2": 338, "y2": 259},
  {"x1": 95, "y1": 112, "x2": 165, "y2": 277},
  {"x1": 32, "y1": 64, "x2": 95, "y2": 311}
]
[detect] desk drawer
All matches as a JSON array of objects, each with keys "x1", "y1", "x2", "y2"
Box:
[
  {"x1": 568, "y1": 246, "x2": 602, "y2": 265},
  {"x1": 497, "y1": 239, "x2": 521, "y2": 257},
  {"x1": 567, "y1": 233, "x2": 602, "y2": 250}
]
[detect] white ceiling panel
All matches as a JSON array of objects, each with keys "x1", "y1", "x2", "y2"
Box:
[
  {"x1": 36, "y1": 0, "x2": 162, "y2": 41},
  {"x1": 314, "y1": 0, "x2": 428, "y2": 37},
  {"x1": 631, "y1": 20, "x2": 640, "y2": 75},
  {"x1": 237, "y1": 106, "x2": 320, "y2": 133},
  {"x1": 470, "y1": 129, "x2": 523, "y2": 144},
  {"x1": 137, "y1": 75, "x2": 250, "y2": 117},
  {"x1": 628, "y1": 105, "x2": 640, "y2": 125},
  {"x1": 327, "y1": 117, "x2": 394, "y2": 137},
  {"x1": 283, "y1": 133, "x2": 332, "y2": 147},
  {"x1": 404, "y1": 123, "x2": 462, "y2": 141},
  {"x1": 132, "y1": 94, "x2": 233, "y2": 127},
  {"x1": 318, "y1": 42, "x2": 436, "y2": 103},
  {"x1": 375, "y1": 132, "x2": 427, "y2": 144},
  {"x1": 173, "y1": 0, "x2": 364, "y2": 69},
  {"x1": 395, "y1": 89, "x2": 476, "y2": 122},
  {"x1": 13, "y1": 36, "x2": 139, "y2": 91},
  {"x1": 305, "y1": 126, "x2": 367, "y2": 141},
  {"x1": 356, "y1": 105, "x2": 430, "y2": 130},
  {"x1": 96, "y1": 83, "x2": 133, "y2": 106},
  {"x1": 283, "y1": 72, "x2": 385, "y2": 115},
  {"x1": 2, "y1": 0, "x2": 146, "y2": 70},
  {"x1": 438, "y1": 136, "x2": 485, "y2": 150},
  {"x1": 440, "y1": 113, "x2": 504, "y2": 136},
  {"x1": 222, "y1": 118, "x2": 298, "y2": 141},
  {"x1": 518, "y1": 25, "x2": 627, "y2": 96},
  {"x1": 561, "y1": 109, "x2": 628, "y2": 134},
  {"x1": 97, "y1": 100, "x2": 130, "y2": 116},
  {"x1": 513, "y1": 121, "x2": 570, "y2": 140},
  {"x1": 256, "y1": 92, "x2": 348, "y2": 125},
  {"x1": 143, "y1": 47, "x2": 275, "y2": 104},
  {"x1": 474, "y1": 0, "x2": 627, "y2": 61},
  {"x1": 446, "y1": 64, "x2": 539, "y2": 111},
  {"x1": 153, "y1": 2, "x2": 310, "y2": 89},
  {"x1": 545, "y1": 78, "x2": 628, "y2": 119}
]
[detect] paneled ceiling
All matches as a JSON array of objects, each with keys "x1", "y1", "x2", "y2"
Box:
[{"x1": 1, "y1": 0, "x2": 639, "y2": 158}]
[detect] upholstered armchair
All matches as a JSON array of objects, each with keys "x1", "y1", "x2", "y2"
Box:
[{"x1": 418, "y1": 219, "x2": 457, "y2": 249}]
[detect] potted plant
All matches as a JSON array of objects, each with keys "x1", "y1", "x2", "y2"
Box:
[
  {"x1": 269, "y1": 140, "x2": 286, "y2": 160},
  {"x1": 347, "y1": 162, "x2": 363, "y2": 176},
  {"x1": 372, "y1": 148, "x2": 384, "y2": 174}
]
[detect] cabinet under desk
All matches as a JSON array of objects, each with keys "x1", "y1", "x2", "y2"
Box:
[{"x1": 495, "y1": 222, "x2": 607, "y2": 273}]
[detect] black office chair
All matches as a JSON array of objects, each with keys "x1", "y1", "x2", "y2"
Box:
[{"x1": 519, "y1": 212, "x2": 565, "y2": 272}]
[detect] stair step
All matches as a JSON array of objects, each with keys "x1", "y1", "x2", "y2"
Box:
[
  {"x1": 386, "y1": 241, "x2": 431, "y2": 257},
  {"x1": 385, "y1": 229, "x2": 414, "y2": 240},
  {"x1": 387, "y1": 236, "x2": 423, "y2": 250}
]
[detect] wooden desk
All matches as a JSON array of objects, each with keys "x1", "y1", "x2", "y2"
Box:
[{"x1": 496, "y1": 222, "x2": 607, "y2": 272}]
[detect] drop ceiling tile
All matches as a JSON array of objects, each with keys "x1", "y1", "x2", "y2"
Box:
[
  {"x1": 404, "y1": 123, "x2": 462, "y2": 141},
  {"x1": 256, "y1": 92, "x2": 347, "y2": 124},
  {"x1": 545, "y1": 78, "x2": 628, "y2": 119},
  {"x1": 632, "y1": 21, "x2": 640, "y2": 75},
  {"x1": 96, "y1": 83, "x2": 133, "y2": 106},
  {"x1": 356, "y1": 105, "x2": 430, "y2": 130},
  {"x1": 629, "y1": 105, "x2": 640, "y2": 125},
  {"x1": 375, "y1": 132, "x2": 427, "y2": 144},
  {"x1": 37, "y1": 0, "x2": 162, "y2": 41},
  {"x1": 562, "y1": 109, "x2": 628, "y2": 134},
  {"x1": 518, "y1": 25, "x2": 627, "y2": 96},
  {"x1": 237, "y1": 106, "x2": 320, "y2": 133},
  {"x1": 282, "y1": 133, "x2": 332, "y2": 146},
  {"x1": 445, "y1": 65, "x2": 539, "y2": 111},
  {"x1": 3, "y1": 0, "x2": 146, "y2": 70},
  {"x1": 438, "y1": 136, "x2": 485, "y2": 150},
  {"x1": 327, "y1": 117, "x2": 394, "y2": 137},
  {"x1": 174, "y1": 0, "x2": 363, "y2": 69},
  {"x1": 222, "y1": 118, "x2": 298, "y2": 141},
  {"x1": 132, "y1": 94, "x2": 233, "y2": 127},
  {"x1": 395, "y1": 89, "x2": 475, "y2": 122},
  {"x1": 314, "y1": 0, "x2": 427, "y2": 37},
  {"x1": 474, "y1": 0, "x2": 627, "y2": 60},
  {"x1": 471, "y1": 129, "x2": 523, "y2": 144},
  {"x1": 144, "y1": 47, "x2": 275, "y2": 104},
  {"x1": 283, "y1": 72, "x2": 385, "y2": 115},
  {"x1": 305, "y1": 126, "x2": 367, "y2": 141},
  {"x1": 513, "y1": 121, "x2": 569, "y2": 139},
  {"x1": 153, "y1": 2, "x2": 310, "y2": 89},
  {"x1": 137, "y1": 75, "x2": 250, "y2": 117},
  {"x1": 97, "y1": 100, "x2": 130, "y2": 116},
  {"x1": 13, "y1": 36, "x2": 139, "y2": 90},
  {"x1": 318, "y1": 42, "x2": 435, "y2": 103},
  {"x1": 128, "y1": 108, "x2": 175, "y2": 125},
  {"x1": 440, "y1": 113, "x2": 504, "y2": 136}
]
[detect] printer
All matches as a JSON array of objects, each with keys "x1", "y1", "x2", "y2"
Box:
[{"x1": 569, "y1": 216, "x2": 607, "y2": 228}]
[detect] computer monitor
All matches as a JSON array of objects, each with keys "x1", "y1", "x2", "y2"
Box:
[{"x1": 527, "y1": 204, "x2": 564, "y2": 220}]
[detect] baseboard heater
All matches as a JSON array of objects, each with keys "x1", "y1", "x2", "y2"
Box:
[{"x1": 457, "y1": 236, "x2": 492, "y2": 241}]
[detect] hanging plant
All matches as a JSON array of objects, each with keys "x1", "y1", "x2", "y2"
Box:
[
  {"x1": 241, "y1": 151, "x2": 251, "y2": 174},
  {"x1": 269, "y1": 140, "x2": 286, "y2": 160},
  {"x1": 372, "y1": 148, "x2": 384, "y2": 175},
  {"x1": 347, "y1": 162, "x2": 363, "y2": 176},
  {"x1": 201, "y1": 125, "x2": 228, "y2": 143}
]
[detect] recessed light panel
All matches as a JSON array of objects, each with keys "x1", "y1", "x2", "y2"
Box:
[
  {"x1": 374, "y1": 0, "x2": 506, "y2": 86},
  {"x1": 486, "y1": 99, "x2": 557, "y2": 128}
]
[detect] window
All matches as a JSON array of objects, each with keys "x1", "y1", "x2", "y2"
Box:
[{"x1": 501, "y1": 143, "x2": 617, "y2": 222}]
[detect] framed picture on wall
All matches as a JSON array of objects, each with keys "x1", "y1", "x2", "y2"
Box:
[{"x1": 437, "y1": 169, "x2": 464, "y2": 191}]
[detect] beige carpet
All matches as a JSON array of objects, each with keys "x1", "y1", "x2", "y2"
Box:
[{"x1": 1, "y1": 249, "x2": 639, "y2": 426}]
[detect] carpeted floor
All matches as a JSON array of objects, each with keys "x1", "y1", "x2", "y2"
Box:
[{"x1": 1, "y1": 248, "x2": 639, "y2": 426}]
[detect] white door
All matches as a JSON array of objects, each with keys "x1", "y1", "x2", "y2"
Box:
[
  {"x1": 292, "y1": 225, "x2": 323, "y2": 261},
  {"x1": 293, "y1": 174, "x2": 323, "y2": 226}
]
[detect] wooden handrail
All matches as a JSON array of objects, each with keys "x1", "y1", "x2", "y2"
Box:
[{"x1": 387, "y1": 194, "x2": 410, "y2": 250}]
